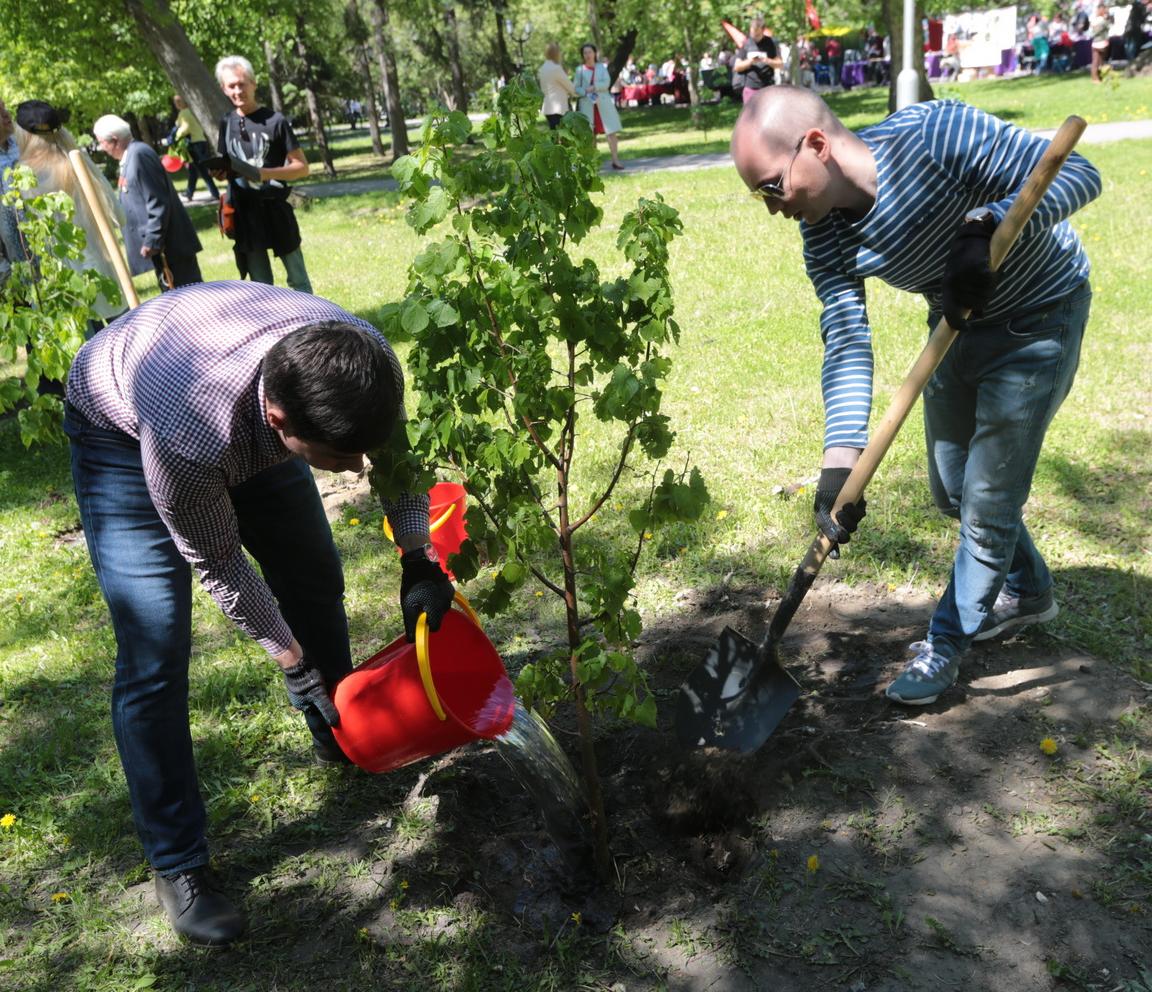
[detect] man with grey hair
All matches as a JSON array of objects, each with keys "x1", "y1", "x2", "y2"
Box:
[
  {"x1": 93, "y1": 113, "x2": 202, "y2": 289},
  {"x1": 214, "y1": 55, "x2": 313, "y2": 293}
]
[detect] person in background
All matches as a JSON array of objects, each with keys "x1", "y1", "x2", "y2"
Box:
[
  {"x1": 63, "y1": 280, "x2": 453, "y2": 946},
  {"x1": 0, "y1": 97, "x2": 25, "y2": 283},
  {"x1": 1090, "y1": 2, "x2": 1113, "y2": 80},
  {"x1": 733, "y1": 18, "x2": 783, "y2": 103},
  {"x1": 731, "y1": 87, "x2": 1100, "y2": 706},
  {"x1": 93, "y1": 113, "x2": 202, "y2": 291},
  {"x1": 538, "y1": 42, "x2": 578, "y2": 130},
  {"x1": 1124, "y1": 0, "x2": 1147, "y2": 62},
  {"x1": 573, "y1": 43, "x2": 625, "y2": 171},
  {"x1": 171, "y1": 95, "x2": 220, "y2": 204},
  {"x1": 14, "y1": 101, "x2": 128, "y2": 324},
  {"x1": 215, "y1": 55, "x2": 313, "y2": 294},
  {"x1": 824, "y1": 36, "x2": 844, "y2": 89}
]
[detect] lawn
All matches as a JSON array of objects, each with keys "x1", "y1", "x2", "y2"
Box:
[{"x1": 0, "y1": 105, "x2": 1149, "y2": 989}]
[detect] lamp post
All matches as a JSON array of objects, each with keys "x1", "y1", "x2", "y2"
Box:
[
  {"x1": 896, "y1": 0, "x2": 920, "y2": 109},
  {"x1": 512, "y1": 21, "x2": 533, "y2": 72}
]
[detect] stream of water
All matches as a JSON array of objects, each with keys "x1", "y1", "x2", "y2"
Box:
[{"x1": 493, "y1": 703, "x2": 595, "y2": 872}]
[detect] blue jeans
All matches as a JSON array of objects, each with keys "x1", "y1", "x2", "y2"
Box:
[
  {"x1": 241, "y1": 248, "x2": 312, "y2": 295},
  {"x1": 64, "y1": 405, "x2": 351, "y2": 874},
  {"x1": 923, "y1": 280, "x2": 1090, "y2": 659},
  {"x1": 184, "y1": 140, "x2": 220, "y2": 200}
]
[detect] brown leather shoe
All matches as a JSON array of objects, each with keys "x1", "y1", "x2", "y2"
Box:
[{"x1": 155, "y1": 868, "x2": 247, "y2": 946}]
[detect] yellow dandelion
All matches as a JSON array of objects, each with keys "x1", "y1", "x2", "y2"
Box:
[
  {"x1": 715, "y1": 509, "x2": 729, "y2": 521},
  {"x1": 349, "y1": 517, "x2": 361, "y2": 526},
  {"x1": 250, "y1": 795, "x2": 261, "y2": 803},
  {"x1": 643, "y1": 531, "x2": 653, "y2": 540},
  {"x1": 389, "y1": 898, "x2": 399, "y2": 910},
  {"x1": 534, "y1": 590, "x2": 544, "y2": 597},
  {"x1": 15, "y1": 594, "x2": 23, "y2": 603},
  {"x1": 1, "y1": 813, "x2": 16, "y2": 829},
  {"x1": 570, "y1": 911, "x2": 582, "y2": 925},
  {"x1": 1040, "y1": 737, "x2": 1058, "y2": 756},
  {"x1": 400, "y1": 880, "x2": 409, "y2": 890},
  {"x1": 51, "y1": 892, "x2": 70, "y2": 904},
  {"x1": 807, "y1": 854, "x2": 820, "y2": 873}
]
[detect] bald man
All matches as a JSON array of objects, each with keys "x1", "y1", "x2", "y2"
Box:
[{"x1": 731, "y1": 88, "x2": 1101, "y2": 705}]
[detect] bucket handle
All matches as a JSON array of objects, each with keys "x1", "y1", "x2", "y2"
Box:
[
  {"x1": 415, "y1": 591, "x2": 482, "y2": 722},
  {"x1": 383, "y1": 501, "x2": 458, "y2": 543}
]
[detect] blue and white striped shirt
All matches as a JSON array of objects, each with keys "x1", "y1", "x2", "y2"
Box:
[{"x1": 802, "y1": 100, "x2": 1101, "y2": 450}]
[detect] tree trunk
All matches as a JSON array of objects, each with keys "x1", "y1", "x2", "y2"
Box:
[
  {"x1": 370, "y1": 0, "x2": 409, "y2": 158},
  {"x1": 606, "y1": 28, "x2": 638, "y2": 86},
  {"x1": 358, "y1": 44, "x2": 386, "y2": 157},
  {"x1": 263, "y1": 38, "x2": 285, "y2": 115},
  {"x1": 884, "y1": 0, "x2": 935, "y2": 112},
  {"x1": 587, "y1": 0, "x2": 601, "y2": 51},
  {"x1": 494, "y1": 10, "x2": 513, "y2": 82},
  {"x1": 294, "y1": 22, "x2": 337, "y2": 177},
  {"x1": 442, "y1": 6, "x2": 468, "y2": 112},
  {"x1": 121, "y1": 0, "x2": 230, "y2": 138}
]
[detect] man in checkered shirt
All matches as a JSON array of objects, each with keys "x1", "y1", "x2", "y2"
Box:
[{"x1": 64, "y1": 280, "x2": 455, "y2": 946}]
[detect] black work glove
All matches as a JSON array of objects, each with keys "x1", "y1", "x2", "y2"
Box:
[
  {"x1": 813, "y1": 467, "x2": 867, "y2": 559},
  {"x1": 282, "y1": 656, "x2": 340, "y2": 727},
  {"x1": 941, "y1": 214, "x2": 1000, "y2": 331},
  {"x1": 401, "y1": 547, "x2": 455, "y2": 643}
]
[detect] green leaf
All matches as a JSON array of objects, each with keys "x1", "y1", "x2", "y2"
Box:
[{"x1": 400, "y1": 300, "x2": 430, "y2": 336}]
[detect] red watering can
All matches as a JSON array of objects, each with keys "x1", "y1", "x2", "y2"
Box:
[
  {"x1": 332, "y1": 592, "x2": 515, "y2": 773},
  {"x1": 383, "y1": 481, "x2": 468, "y2": 579}
]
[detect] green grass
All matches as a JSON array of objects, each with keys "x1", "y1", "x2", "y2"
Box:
[{"x1": 1, "y1": 105, "x2": 1149, "y2": 989}]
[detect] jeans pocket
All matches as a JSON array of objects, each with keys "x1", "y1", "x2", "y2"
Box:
[{"x1": 1005, "y1": 307, "x2": 1065, "y2": 340}]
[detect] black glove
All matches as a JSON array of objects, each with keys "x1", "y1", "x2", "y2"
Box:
[
  {"x1": 282, "y1": 657, "x2": 340, "y2": 727},
  {"x1": 401, "y1": 547, "x2": 455, "y2": 643},
  {"x1": 813, "y1": 467, "x2": 867, "y2": 559},
  {"x1": 941, "y1": 213, "x2": 1000, "y2": 331}
]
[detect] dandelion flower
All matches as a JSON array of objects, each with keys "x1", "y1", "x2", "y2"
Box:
[
  {"x1": 571, "y1": 911, "x2": 582, "y2": 925},
  {"x1": 1040, "y1": 737, "x2": 1058, "y2": 756},
  {"x1": 250, "y1": 795, "x2": 261, "y2": 803},
  {"x1": 715, "y1": 509, "x2": 729, "y2": 521},
  {"x1": 1, "y1": 813, "x2": 16, "y2": 829},
  {"x1": 807, "y1": 854, "x2": 820, "y2": 873},
  {"x1": 534, "y1": 590, "x2": 544, "y2": 597},
  {"x1": 400, "y1": 880, "x2": 409, "y2": 891},
  {"x1": 643, "y1": 531, "x2": 653, "y2": 540},
  {"x1": 51, "y1": 892, "x2": 70, "y2": 904},
  {"x1": 349, "y1": 518, "x2": 361, "y2": 526}
]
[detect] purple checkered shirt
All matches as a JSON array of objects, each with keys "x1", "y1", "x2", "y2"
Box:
[{"x1": 67, "y1": 281, "x2": 429, "y2": 656}]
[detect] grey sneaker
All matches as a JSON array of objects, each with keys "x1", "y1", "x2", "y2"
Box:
[
  {"x1": 885, "y1": 641, "x2": 959, "y2": 705},
  {"x1": 974, "y1": 587, "x2": 1058, "y2": 642}
]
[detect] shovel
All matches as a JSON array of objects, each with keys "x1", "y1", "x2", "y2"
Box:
[{"x1": 676, "y1": 114, "x2": 1088, "y2": 753}]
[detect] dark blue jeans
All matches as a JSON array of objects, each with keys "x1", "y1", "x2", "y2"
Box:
[
  {"x1": 65, "y1": 405, "x2": 351, "y2": 874},
  {"x1": 923, "y1": 280, "x2": 1091, "y2": 659},
  {"x1": 184, "y1": 139, "x2": 220, "y2": 200}
]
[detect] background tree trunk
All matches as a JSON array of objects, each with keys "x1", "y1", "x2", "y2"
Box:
[
  {"x1": 121, "y1": 0, "x2": 230, "y2": 137},
  {"x1": 883, "y1": 0, "x2": 935, "y2": 112},
  {"x1": 442, "y1": 6, "x2": 469, "y2": 112},
  {"x1": 606, "y1": 28, "x2": 638, "y2": 86},
  {"x1": 370, "y1": 0, "x2": 409, "y2": 158},
  {"x1": 263, "y1": 38, "x2": 286, "y2": 114},
  {"x1": 358, "y1": 44, "x2": 386, "y2": 157},
  {"x1": 294, "y1": 23, "x2": 337, "y2": 177},
  {"x1": 683, "y1": 25, "x2": 700, "y2": 106}
]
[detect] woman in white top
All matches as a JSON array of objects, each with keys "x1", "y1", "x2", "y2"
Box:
[
  {"x1": 538, "y1": 42, "x2": 579, "y2": 130},
  {"x1": 573, "y1": 43, "x2": 625, "y2": 170}
]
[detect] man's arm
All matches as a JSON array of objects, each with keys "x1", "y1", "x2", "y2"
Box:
[
  {"x1": 259, "y1": 147, "x2": 309, "y2": 183},
  {"x1": 924, "y1": 103, "x2": 1102, "y2": 235},
  {"x1": 133, "y1": 148, "x2": 171, "y2": 256}
]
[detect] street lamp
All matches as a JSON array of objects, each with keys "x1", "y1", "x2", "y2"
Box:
[{"x1": 512, "y1": 21, "x2": 533, "y2": 71}]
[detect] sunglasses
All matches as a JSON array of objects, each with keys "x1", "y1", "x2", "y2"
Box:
[{"x1": 751, "y1": 136, "x2": 806, "y2": 201}]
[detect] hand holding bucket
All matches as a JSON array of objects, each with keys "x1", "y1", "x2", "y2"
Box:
[{"x1": 333, "y1": 592, "x2": 515, "y2": 773}]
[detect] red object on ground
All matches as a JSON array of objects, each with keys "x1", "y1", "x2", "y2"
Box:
[
  {"x1": 332, "y1": 603, "x2": 516, "y2": 773},
  {"x1": 160, "y1": 154, "x2": 183, "y2": 173},
  {"x1": 722, "y1": 20, "x2": 748, "y2": 48}
]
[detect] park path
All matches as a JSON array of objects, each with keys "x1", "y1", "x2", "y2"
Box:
[{"x1": 181, "y1": 118, "x2": 1152, "y2": 205}]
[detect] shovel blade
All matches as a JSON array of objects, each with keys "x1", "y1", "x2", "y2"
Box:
[{"x1": 675, "y1": 626, "x2": 801, "y2": 753}]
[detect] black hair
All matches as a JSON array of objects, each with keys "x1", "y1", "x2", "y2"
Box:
[
  {"x1": 262, "y1": 320, "x2": 399, "y2": 453},
  {"x1": 582, "y1": 43, "x2": 599, "y2": 58}
]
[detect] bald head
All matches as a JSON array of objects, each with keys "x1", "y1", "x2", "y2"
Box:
[{"x1": 731, "y1": 86, "x2": 843, "y2": 160}]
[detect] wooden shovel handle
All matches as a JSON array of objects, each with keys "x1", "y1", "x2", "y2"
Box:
[
  {"x1": 764, "y1": 114, "x2": 1087, "y2": 648},
  {"x1": 66, "y1": 149, "x2": 140, "y2": 309}
]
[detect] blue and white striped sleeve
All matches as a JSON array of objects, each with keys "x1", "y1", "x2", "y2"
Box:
[
  {"x1": 923, "y1": 103, "x2": 1102, "y2": 239},
  {"x1": 806, "y1": 258, "x2": 874, "y2": 451}
]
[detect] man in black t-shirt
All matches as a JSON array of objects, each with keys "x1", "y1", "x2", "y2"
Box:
[
  {"x1": 734, "y1": 18, "x2": 783, "y2": 103},
  {"x1": 214, "y1": 55, "x2": 313, "y2": 294}
]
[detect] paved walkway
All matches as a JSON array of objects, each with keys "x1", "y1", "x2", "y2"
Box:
[{"x1": 181, "y1": 119, "x2": 1152, "y2": 206}]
